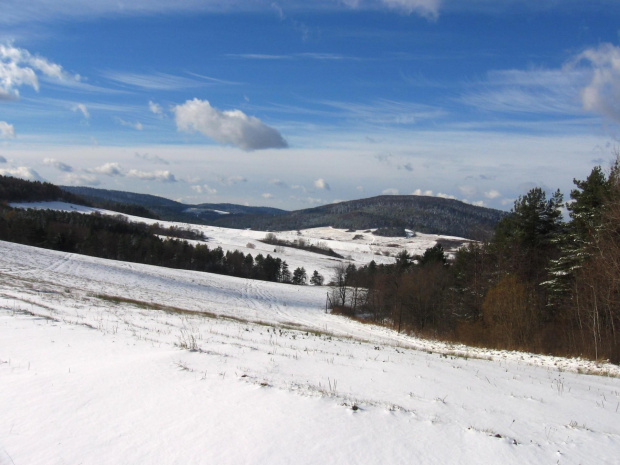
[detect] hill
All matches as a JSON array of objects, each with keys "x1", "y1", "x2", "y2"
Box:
[
  {"x1": 211, "y1": 195, "x2": 505, "y2": 240},
  {"x1": 60, "y1": 187, "x2": 505, "y2": 240},
  {"x1": 60, "y1": 186, "x2": 287, "y2": 223},
  {"x1": 0, "y1": 180, "x2": 505, "y2": 240}
]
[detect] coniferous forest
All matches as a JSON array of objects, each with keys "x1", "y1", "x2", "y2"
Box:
[{"x1": 329, "y1": 160, "x2": 620, "y2": 363}]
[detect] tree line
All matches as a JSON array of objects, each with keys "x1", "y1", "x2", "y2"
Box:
[
  {"x1": 0, "y1": 205, "x2": 323, "y2": 286},
  {"x1": 329, "y1": 160, "x2": 620, "y2": 363}
]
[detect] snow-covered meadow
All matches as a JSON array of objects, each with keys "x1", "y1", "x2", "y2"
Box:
[{"x1": 1, "y1": 203, "x2": 620, "y2": 464}]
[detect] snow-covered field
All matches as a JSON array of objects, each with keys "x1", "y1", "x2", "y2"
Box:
[
  {"x1": 2, "y1": 203, "x2": 620, "y2": 464},
  {"x1": 9, "y1": 201, "x2": 471, "y2": 278}
]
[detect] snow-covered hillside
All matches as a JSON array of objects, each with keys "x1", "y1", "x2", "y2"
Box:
[
  {"x1": 9, "y1": 201, "x2": 471, "y2": 278},
  {"x1": 1, "y1": 239, "x2": 619, "y2": 464}
]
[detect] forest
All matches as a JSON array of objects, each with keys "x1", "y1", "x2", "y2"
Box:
[
  {"x1": 0, "y1": 203, "x2": 317, "y2": 287},
  {"x1": 330, "y1": 161, "x2": 620, "y2": 363}
]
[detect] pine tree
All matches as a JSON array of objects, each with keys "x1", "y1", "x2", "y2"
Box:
[
  {"x1": 292, "y1": 267, "x2": 307, "y2": 285},
  {"x1": 546, "y1": 167, "x2": 611, "y2": 304},
  {"x1": 310, "y1": 270, "x2": 324, "y2": 286}
]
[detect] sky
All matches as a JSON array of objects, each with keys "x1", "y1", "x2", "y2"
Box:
[{"x1": 1, "y1": 0, "x2": 620, "y2": 211}]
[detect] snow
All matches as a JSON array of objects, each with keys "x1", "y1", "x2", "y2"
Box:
[
  {"x1": 9, "y1": 201, "x2": 470, "y2": 278},
  {"x1": 1, "y1": 203, "x2": 620, "y2": 463}
]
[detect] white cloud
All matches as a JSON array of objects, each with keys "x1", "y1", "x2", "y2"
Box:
[
  {"x1": 314, "y1": 178, "x2": 330, "y2": 190},
  {"x1": 92, "y1": 162, "x2": 124, "y2": 176},
  {"x1": 72, "y1": 103, "x2": 90, "y2": 119},
  {"x1": 191, "y1": 184, "x2": 217, "y2": 194},
  {"x1": 127, "y1": 169, "x2": 177, "y2": 182},
  {"x1": 460, "y1": 68, "x2": 586, "y2": 116},
  {"x1": 412, "y1": 189, "x2": 433, "y2": 196},
  {"x1": 0, "y1": 166, "x2": 42, "y2": 181},
  {"x1": 436, "y1": 193, "x2": 456, "y2": 199},
  {"x1": 382, "y1": 188, "x2": 399, "y2": 195},
  {"x1": 44, "y1": 158, "x2": 73, "y2": 172},
  {"x1": 262, "y1": 193, "x2": 274, "y2": 199},
  {"x1": 0, "y1": 121, "x2": 15, "y2": 138},
  {"x1": 571, "y1": 43, "x2": 620, "y2": 125},
  {"x1": 174, "y1": 98, "x2": 288, "y2": 151},
  {"x1": 472, "y1": 200, "x2": 485, "y2": 207},
  {"x1": 117, "y1": 118, "x2": 143, "y2": 131},
  {"x1": 63, "y1": 173, "x2": 100, "y2": 186},
  {"x1": 484, "y1": 189, "x2": 501, "y2": 199},
  {"x1": 149, "y1": 100, "x2": 163, "y2": 115},
  {"x1": 0, "y1": 43, "x2": 80, "y2": 99}
]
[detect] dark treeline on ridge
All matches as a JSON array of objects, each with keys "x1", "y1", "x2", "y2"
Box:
[
  {"x1": 0, "y1": 205, "x2": 313, "y2": 285},
  {"x1": 330, "y1": 160, "x2": 620, "y2": 363}
]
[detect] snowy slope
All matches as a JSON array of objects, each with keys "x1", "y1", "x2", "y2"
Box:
[
  {"x1": 1, "y1": 240, "x2": 620, "y2": 464},
  {"x1": 9, "y1": 201, "x2": 470, "y2": 278}
]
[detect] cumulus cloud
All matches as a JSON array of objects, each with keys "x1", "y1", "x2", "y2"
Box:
[
  {"x1": 412, "y1": 189, "x2": 433, "y2": 196},
  {"x1": 571, "y1": 43, "x2": 620, "y2": 124},
  {"x1": 127, "y1": 169, "x2": 176, "y2": 182},
  {"x1": 44, "y1": 158, "x2": 73, "y2": 172},
  {"x1": 0, "y1": 43, "x2": 80, "y2": 99},
  {"x1": 436, "y1": 193, "x2": 456, "y2": 200},
  {"x1": 262, "y1": 193, "x2": 274, "y2": 199},
  {"x1": 72, "y1": 103, "x2": 90, "y2": 119},
  {"x1": 149, "y1": 100, "x2": 163, "y2": 115},
  {"x1": 191, "y1": 184, "x2": 217, "y2": 195},
  {"x1": 382, "y1": 188, "x2": 399, "y2": 195},
  {"x1": 63, "y1": 173, "x2": 100, "y2": 186},
  {"x1": 174, "y1": 98, "x2": 288, "y2": 151},
  {"x1": 0, "y1": 166, "x2": 43, "y2": 181},
  {"x1": 92, "y1": 162, "x2": 124, "y2": 177},
  {"x1": 314, "y1": 178, "x2": 330, "y2": 191},
  {"x1": 0, "y1": 121, "x2": 15, "y2": 138}
]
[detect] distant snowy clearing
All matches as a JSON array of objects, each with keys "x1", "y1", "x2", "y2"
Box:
[{"x1": 1, "y1": 240, "x2": 619, "y2": 464}]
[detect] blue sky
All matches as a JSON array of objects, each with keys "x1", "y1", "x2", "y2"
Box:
[{"x1": 1, "y1": 0, "x2": 620, "y2": 210}]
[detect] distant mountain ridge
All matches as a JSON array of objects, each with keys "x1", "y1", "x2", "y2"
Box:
[
  {"x1": 61, "y1": 186, "x2": 287, "y2": 223},
  {"x1": 212, "y1": 195, "x2": 505, "y2": 240},
  {"x1": 60, "y1": 186, "x2": 505, "y2": 240}
]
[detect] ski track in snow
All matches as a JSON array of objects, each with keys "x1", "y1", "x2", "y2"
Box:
[{"x1": 1, "y1": 205, "x2": 620, "y2": 463}]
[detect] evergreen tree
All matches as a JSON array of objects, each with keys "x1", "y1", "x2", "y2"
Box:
[
  {"x1": 292, "y1": 267, "x2": 307, "y2": 285},
  {"x1": 310, "y1": 270, "x2": 324, "y2": 286},
  {"x1": 546, "y1": 167, "x2": 611, "y2": 303}
]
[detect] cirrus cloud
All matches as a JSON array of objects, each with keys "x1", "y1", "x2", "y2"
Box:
[{"x1": 173, "y1": 98, "x2": 288, "y2": 151}]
